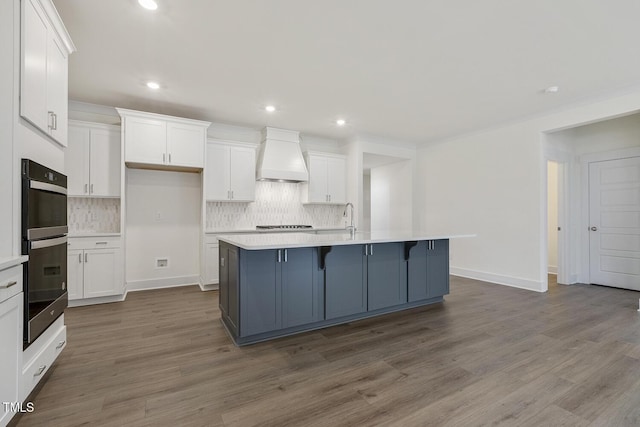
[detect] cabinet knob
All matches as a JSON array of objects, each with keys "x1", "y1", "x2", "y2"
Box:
[{"x1": 590, "y1": 226, "x2": 598, "y2": 231}]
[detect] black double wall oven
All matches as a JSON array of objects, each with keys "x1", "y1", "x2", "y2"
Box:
[{"x1": 21, "y1": 159, "x2": 68, "y2": 347}]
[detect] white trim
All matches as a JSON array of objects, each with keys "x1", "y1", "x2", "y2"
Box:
[
  {"x1": 580, "y1": 146, "x2": 640, "y2": 164},
  {"x1": 126, "y1": 275, "x2": 201, "y2": 292},
  {"x1": 37, "y1": 0, "x2": 76, "y2": 53},
  {"x1": 199, "y1": 283, "x2": 219, "y2": 291},
  {"x1": 451, "y1": 267, "x2": 545, "y2": 293},
  {"x1": 116, "y1": 108, "x2": 211, "y2": 128},
  {"x1": 548, "y1": 266, "x2": 557, "y2": 275},
  {"x1": 68, "y1": 293, "x2": 126, "y2": 307}
]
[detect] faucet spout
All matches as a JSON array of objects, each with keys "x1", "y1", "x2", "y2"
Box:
[{"x1": 343, "y1": 202, "x2": 355, "y2": 235}]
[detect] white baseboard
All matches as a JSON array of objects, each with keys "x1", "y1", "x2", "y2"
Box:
[
  {"x1": 450, "y1": 267, "x2": 545, "y2": 293},
  {"x1": 126, "y1": 275, "x2": 201, "y2": 292},
  {"x1": 548, "y1": 265, "x2": 557, "y2": 275},
  {"x1": 199, "y1": 282, "x2": 219, "y2": 291},
  {"x1": 68, "y1": 294, "x2": 126, "y2": 307}
]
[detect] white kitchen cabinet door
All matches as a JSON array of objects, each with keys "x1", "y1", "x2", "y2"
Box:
[
  {"x1": 46, "y1": 35, "x2": 68, "y2": 146},
  {"x1": 0, "y1": 293, "x2": 22, "y2": 427},
  {"x1": 124, "y1": 116, "x2": 167, "y2": 165},
  {"x1": 327, "y1": 156, "x2": 346, "y2": 204},
  {"x1": 21, "y1": 0, "x2": 49, "y2": 133},
  {"x1": 229, "y1": 147, "x2": 256, "y2": 201},
  {"x1": 66, "y1": 126, "x2": 90, "y2": 196},
  {"x1": 205, "y1": 243, "x2": 220, "y2": 284},
  {"x1": 167, "y1": 122, "x2": 205, "y2": 168},
  {"x1": 83, "y1": 248, "x2": 120, "y2": 298},
  {"x1": 205, "y1": 143, "x2": 231, "y2": 200},
  {"x1": 307, "y1": 155, "x2": 329, "y2": 203},
  {"x1": 67, "y1": 249, "x2": 84, "y2": 300},
  {"x1": 89, "y1": 128, "x2": 121, "y2": 197}
]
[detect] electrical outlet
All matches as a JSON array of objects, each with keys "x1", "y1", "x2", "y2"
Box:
[{"x1": 155, "y1": 258, "x2": 169, "y2": 268}]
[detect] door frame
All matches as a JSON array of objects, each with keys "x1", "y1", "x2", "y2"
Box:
[
  {"x1": 579, "y1": 146, "x2": 640, "y2": 283},
  {"x1": 543, "y1": 143, "x2": 571, "y2": 289}
]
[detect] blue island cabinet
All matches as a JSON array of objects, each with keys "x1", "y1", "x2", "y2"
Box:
[
  {"x1": 324, "y1": 242, "x2": 407, "y2": 319},
  {"x1": 219, "y1": 242, "x2": 323, "y2": 341},
  {"x1": 407, "y1": 240, "x2": 450, "y2": 302}
]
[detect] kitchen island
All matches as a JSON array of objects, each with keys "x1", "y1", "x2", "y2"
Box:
[{"x1": 217, "y1": 232, "x2": 471, "y2": 345}]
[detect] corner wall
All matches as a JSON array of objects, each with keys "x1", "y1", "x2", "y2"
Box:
[{"x1": 417, "y1": 89, "x2": 640, "y2": 292}]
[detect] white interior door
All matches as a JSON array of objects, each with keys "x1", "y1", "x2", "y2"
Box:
[{"x1": 589, "y1": 156, "x2": 640, "y2": 290}]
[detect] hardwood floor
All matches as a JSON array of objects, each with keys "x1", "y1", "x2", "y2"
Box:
[{"x1": 15, "y1": 275, "x2": 640, "y2": 426}]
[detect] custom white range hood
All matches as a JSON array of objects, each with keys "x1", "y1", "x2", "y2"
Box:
[{"x1": 256, "y1": 127, "x2": 308, "y2": 182}]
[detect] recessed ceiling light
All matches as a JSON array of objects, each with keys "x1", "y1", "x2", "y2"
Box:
[
  {"x1": 544, "y1": 86, "x2": 560, "y2": 94},
  {"x1": 138, "y1": 0, "x2": 158, "y2": 10},
  {"x1": 146, "y1": 81, "x2": 160, "y2": 89},
  {"x1": 336, "y1": 119, "x2": 346, "y2": 126},
  {"x1": 265, "y1": 105, "x2": 276, "y2": 113}
]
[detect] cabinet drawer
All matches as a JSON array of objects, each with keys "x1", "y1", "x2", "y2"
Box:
[
  {"x1": 21, "y1": 325, "x2": 66, "y2": 400},
  {"x1": 0, "y1": 265, "x2": 22, "y2": 304},
  {"x1": 68, "y1": 236, "x2": 121, "y2": 250}
]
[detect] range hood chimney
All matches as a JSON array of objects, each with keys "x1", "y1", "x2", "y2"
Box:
[{"x1": 256, "y1": 127, "x2": 308, "y2": 182}]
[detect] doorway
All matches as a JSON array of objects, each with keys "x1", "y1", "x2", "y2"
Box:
[{"x1": 547, "y1": 161, "x2": 559, "y2": 279}]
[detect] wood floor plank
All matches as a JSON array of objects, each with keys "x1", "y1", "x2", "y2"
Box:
[{"x1": 14, "y1": 277, "x2": 640, "y2": 427}]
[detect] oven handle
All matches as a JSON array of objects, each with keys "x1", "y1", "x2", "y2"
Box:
[
  {"x1": 30, "y1": 180, "x2": 68, "y2": 195},
  {"x1": 31, "y1": 236, "x2": 68, "y2": 250}
]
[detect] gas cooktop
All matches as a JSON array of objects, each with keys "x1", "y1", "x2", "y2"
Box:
[{"x1": 256, "y1": 225, "x2": 313, "y2": 230}]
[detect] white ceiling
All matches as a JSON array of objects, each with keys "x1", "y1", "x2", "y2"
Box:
[{"x1": 54, "y1": 0, "x2": 640, "y2": 145}]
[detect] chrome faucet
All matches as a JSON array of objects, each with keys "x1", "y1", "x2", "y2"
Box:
[{"x1": 343, "y1": 202, "x2": 356, "y2": 236}]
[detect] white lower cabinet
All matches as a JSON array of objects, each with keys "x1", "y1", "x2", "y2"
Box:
[
  {"x1": 0, "y1": 266, "x2": 22, "y2": 427},
  {"x1": 67, "y1": 237, "x2": 123, "y2": 302},
  {"x1": 202, "y1": 235, "x2": 220, "y2": 286}
]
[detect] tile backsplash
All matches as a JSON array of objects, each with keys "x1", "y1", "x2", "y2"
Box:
[
  {"x1": 206, "y1": 182, "x2": 346, "y2": 230},
  {"x1": 68, "y1": 198, "x2": 120, "y2": 234}
]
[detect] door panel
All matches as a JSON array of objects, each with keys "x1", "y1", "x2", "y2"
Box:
[
  {"x1": 67, "y1": 249, "x2": 83, "y2": 300},
  {"x1": 240, "y1": 250, "x2": 280, "y2": 336},
  {"x1": 66, "y1": 126, "x2": 90, "y2": 196},
  {"x1": 166, "y1": 123, "x2": 204, "y2": 168},
  {"x1": 205, "y1": 144, "x2": 230, "y2": 200},
  {"x1": 367, "y1": 243, "x2": 405, "y2": 311},
  {"x1": 427, "y1": 240, "x2": 450, "y2": 298},
  {"x1": 229, "y1": 147, "x2": 256, "y2": 201},
  {"x1": 124, "y1": 117, "x2": 166, "y2": 165},
  {"x1": 589, "y1": 157, "x2": 640, "y2": 290},
  {"x1": 325, "y1": 245, "x2": 366, "y2": 319},
  {"x1": 90, "y1": 129, "x2": 121, "y2": 197},
  {"x1": 83, "y1": 249, "x2": 119, "y2": 298},
  {"x1": 281, "y1": 248, "x2": 317, "y2": 328}
]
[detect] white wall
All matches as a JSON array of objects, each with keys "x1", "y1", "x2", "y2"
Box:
[
  {"x1": 370, "y1": 160, "x2": 413, "y2": 232},
  {"x1": 362, "y1": 173, "x2": 371, "y2": 232},
  {"x1": 125, "y1": 169, "x2": 201, "y2": 289},
  {"x1": 547, "y1": 161, "x2": 558, "y2": 274},
  {"x1": 418, "y1": 88, "x2": 640, "y2": 292}
]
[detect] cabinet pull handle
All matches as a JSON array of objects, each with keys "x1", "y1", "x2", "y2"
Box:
[
  {"x1": 96, "y1": 242, "x2": 108, "y2": 245},
  {"x1": 220, "y1": 257, "x2": 225, "y2": 267},
  {"x1": 365, "y1": 245, "x2": 368, "y2": 256},
  {"x1": 48, "y1": 111, "x2": 54, "y2": 129},
  {"x1": 284, "y1": 249, "x2": 288, "y2": 262},
  {"x1": 53, "y1": 112, "x2": 58, "y2": 130},
  {"x1": 85, "y1": 253, "x2": 88, "y2": 263},
  {"x1": 163, "y1": 153, "x2": 166, "y2": 164},
  {"x1": 1, "y1": 281, "x2": 17, "y2": 289},
  {"x1": 78, "y1": 253, "x2": 82, "y2": 263},
  {"x1": 90, "y1": 184, "x2": 94, "y2": 194},
  {"x1": 369, "y1": 244, "x2": 373, "y2": 255},
  {"x1": 56, "y1": 340, "x2": 66, "y2": 349},
  {"x1": 169, "y1": 153, "x2": 172, "y2": 163},
  {"x1": 34, "y1": 365, "x2": 47, "y2": 377},
  {"x1": 84, "y1": 183, "x2": 88, "y2": 194},
  {"x1": 277, "y1": 249, "x2": 282, "y2": 263}
]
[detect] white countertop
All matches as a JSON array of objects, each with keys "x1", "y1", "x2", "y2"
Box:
[
  {"x1": 68, "y1": 232, "x2": 121, "y2": 238},
  {"x1": 217, "y1": 231, "x2": 475, "y2": 250},
  {"x1": 205, "y1": 227, "x2": 346, "y2": 235},
  {"x1": 0, "y1": 255, "x2": 28, "y2": 271}
]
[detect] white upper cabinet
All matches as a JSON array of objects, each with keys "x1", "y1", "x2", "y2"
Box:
[
  {"x1": 20, "y1": 0, "x2": 75, "y2": 146},
  {"x1": 117, "y1": 108, "x2": 210, "y2": 171},
  {"x1": 205, "y1": 141, "x2": 256, "y2": 202},
  {"x1": 301, "y1": 152, "x2": 347, "y2": 204},
  {"x1": 67, "y1": 121, "x2": 121, "y2": 197}
]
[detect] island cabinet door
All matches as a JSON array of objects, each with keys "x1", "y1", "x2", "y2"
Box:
[
  {"x1": 240, "y1": 249, "x2": 282, "y2": 337},
  {"x1": 408, "y1": 240, "x2": 450, "y2": 301},
  {"x1": 281, "y1": 247, "x2": 322, "y2": 328},
  {"x1": 325, "y1": 245, "x2": 367, "y2": 320},
  {"x1": 407, "y1": 241, "x2": 428, "y2": 302},
  {"x1": 427, "y1": 240, "x2": 450, "y2": 298},
  {"x1": 367, "y1": 242, "x2": 407, "y2": 311},
  {"x1": 219, "y1": 243, "x2": 239, "y2": 335}
]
